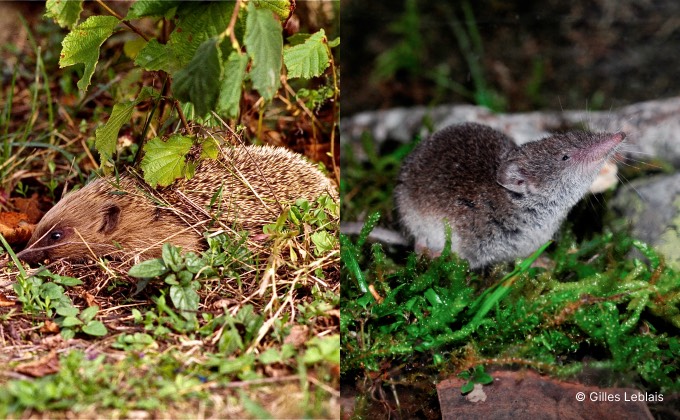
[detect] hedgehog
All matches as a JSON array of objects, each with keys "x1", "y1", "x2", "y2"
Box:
[{"x1": 17, "y1": 145, "x2": 338, "y2": 264}]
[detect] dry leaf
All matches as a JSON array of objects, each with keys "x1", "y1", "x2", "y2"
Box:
[
  {"x1": 15, "y1": 350, "x2": 61, "y2": 377},
  {"x1": 0, "y1": 292, "x2": 16, "y2": 307}
]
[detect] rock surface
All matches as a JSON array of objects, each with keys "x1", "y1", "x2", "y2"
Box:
[
  {"x1": 612, "y1": 173, "x2": 680, "y2": 270},
  {"x1": 342, "y1": 97, "x2": 680, "y2": 167},
  {"x1": 437, "y1": 369, "x2": 656, "y2": 420}
]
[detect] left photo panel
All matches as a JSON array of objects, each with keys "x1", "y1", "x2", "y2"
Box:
[{"x1": 0, "y1": 1, "x2": 340, "y2": 418}]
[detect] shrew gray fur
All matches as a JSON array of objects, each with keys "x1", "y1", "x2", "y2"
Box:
[{"x1": 394, "y1": 122, "x2": 625, "y2": 269}]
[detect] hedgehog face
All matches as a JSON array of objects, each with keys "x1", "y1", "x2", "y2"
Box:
[{"x1": 17, "y1": 194, "x2": 125, "y2": 264}]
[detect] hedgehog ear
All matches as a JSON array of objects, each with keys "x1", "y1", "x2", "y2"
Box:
[
  {"x1": 497, "y1": 161, "x2": 529, "y2": 194},
  {"x1": 99, "y1": 203, "x2": 121, "y2": 234}
]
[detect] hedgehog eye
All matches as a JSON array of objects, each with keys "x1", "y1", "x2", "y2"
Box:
[
  {"x1": 561, "y1": 155, "x2": 570, "y2": 161},
  {"x1": 50, "y1": 231, "x2": 64, "y2": 241}
]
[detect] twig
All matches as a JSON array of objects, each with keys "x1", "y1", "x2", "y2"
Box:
[
  {"x1": 95, "y1": 0, "x2": 150, "y2": 42},
  {"x1": 326, "y1": 39, "x2": 340, "y2": 184},
  {"x1": 174, "y1": 100, "x2": 192, "y2": 134},
  {"x1": 225, "y1": 0, "x2": 243, "y2": 50}
]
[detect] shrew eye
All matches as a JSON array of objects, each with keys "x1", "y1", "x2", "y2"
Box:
[
  {"x1": 561, "y1": 155, "x2": 570, "y2": 161},
  {"x1": 50, "y1": 231, "x2": 64, "y2": 241}
]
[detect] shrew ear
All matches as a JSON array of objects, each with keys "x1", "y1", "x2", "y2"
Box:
[
  {"x1": 497, "y1": 161, "x2": 529, "y2": 194},
  {"x1": 99, "y1": 203, "x2": 121, "y2": 234}
]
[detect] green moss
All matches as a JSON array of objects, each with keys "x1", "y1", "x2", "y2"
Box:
[{"x1": 341, "y1": 219, "x2": 680, "y2": 393}]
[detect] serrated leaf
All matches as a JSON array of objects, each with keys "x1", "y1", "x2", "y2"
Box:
[
  {"x1": 82, "y1": 321, "x2": 108, "y2": 336},
  {"x1": 94, "y1": 86, "x2": 156, "y2": 162},
  {"x1": 164, "y1": 1, "x2": 234, "y2": 75},
  {"x1": 173, "y1": 38, "x2": 222, "y2": 117},
  {"x1": 254, "y1": 0, "x2": 293, "y2": 21},
  {"x1": 59, "y1": 15, "x2": 120, "y2": 91},
  {"x1": 95, "y1": 102, "x2": 135, "y2": 161},
  {"x1": 141, "y1": 134, "x2": 194, "y2": 187},
  {"x1": 170, "y1": 284, "x2": 199, "y2": 322},
  {"x1": 45, "y1": 0, "x2": 83, "y2": 29},
  {"x1": 126, "y1": 0, "x2": 181, "y2": 19},
  {"x1": 135, "y1": 39, "x2": 174, "y2": 71},
  {"x1": 128, "y1": 258, "x2": 168, "y2": 278},
  {"x1": 283, "y1": 29, "x2": 329, "y2": 79},
  {"x1": 217, "y1": 52, "x2": 249, "y2": 118},
  {"x1": 245, "y1": 2, "x2": 283, "y2": 101}
]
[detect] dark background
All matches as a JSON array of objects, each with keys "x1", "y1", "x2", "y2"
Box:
[{"x1": 342, "y1": 0, "x2": 680, "y2": 116}]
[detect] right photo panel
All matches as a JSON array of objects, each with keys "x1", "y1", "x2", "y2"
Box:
[{"x1": 340, "y1": 1, "x2": 680, "y2": 418}]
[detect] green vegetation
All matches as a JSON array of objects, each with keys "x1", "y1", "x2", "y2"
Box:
[{"x1": 0, "y1": 1, "x2": 339, "y2": 417}]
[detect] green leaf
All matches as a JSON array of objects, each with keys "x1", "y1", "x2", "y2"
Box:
[
  {"x1": 461, "y1": 381, "x2": 475, "y2": 394},
  {"x1": 311, "y1": 230, "x2": 335, "y2": 255},
  {"x1": 135, "y1": 39, "x2": 174, "y2": 71},
  {"x1": 79, "y1": 306, "x2": 99, "y2": 323},
  {"x1": 253, "y1": 0, "x2": 293, "y2": 21},
  {"x1": 39, "y1": 283, "x2": 65, "y2": 300},
  {"x1": 164, "y1": 273, "x2": 178, "y2": 285},
  {"x1": 128, "y1": 258, "x2": 168, "y2": 278},
  {"x1": 56, "y1": 305, "x2": 79, "y2": 317},
  {"x1": 173, "y1": 38, "x2": 222, "y2": 117},
  {"x1": 217, "y1": 52, "x2": 249, "y2": 118},
  {"x1": 302, "y1": 335, "x2": 340, "y2": 365},
  {"x1": 283, "y1": 29, "x2": 330, "y2": 79},
  {"x1": 177, "y1": 271, "x2": 194, "y2": 285},
  {"x1": 126, "y1": 0, "x2": 181, "y2": 19},
  {"x1": 61, "y1": 316, "x2": 83, "y2": 327},
  {"x1": 170, "y1": 284, "x2": 199, "y2": 322},
  {"x1": 94, "y1": 102, "x2": 134, "y2": 161},
  {"x1": 45, "y1": 0, "x2": 83, "y2": 29},
  {"x1": 94, "y1": 87, "x2": 156, "y2": 162},
  {"x1": 245, "y1": 2, "x2": 283, "y2": 101},
  {"x1": 173, "y1": 3, "x2": 233, "y2": 66},
  {"x1": 134, "y1": 3, "x2": 234, "y2": 74},
  {"x1": 201, "y1": 138, "x2": 220, "y2": 159},
  {"x1": 259, "y1": 348, "x2": 284, "y2": 365},
  {"x1": 185, "y1": 252, "x2": 206, "y2": 274},
  {"x1": 59, "y1": 15, "x2": 120, "y2": 91},
  {"x1": 61, "y1": 329, "x2": 76, "y2": 340},
  {"x1": 51, "y1": 275, "x2": 83, "y2": 286},
  {"x1": 286, "y1": 33, "x2": 312, "y2": 46},
  {"x1": 161, "y1": 243, "x2": 184, "y2": 272},
  {"x1": 140, "y1": 134, "x2": 194, "y2": 187},
  {"x1": 82, "y1": 321, "x2": 108, "y2": 336}
]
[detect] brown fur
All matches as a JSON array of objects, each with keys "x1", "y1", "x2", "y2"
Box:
[{"x1": 18, "y1": 145, "x2": 337, "y2": 264}]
